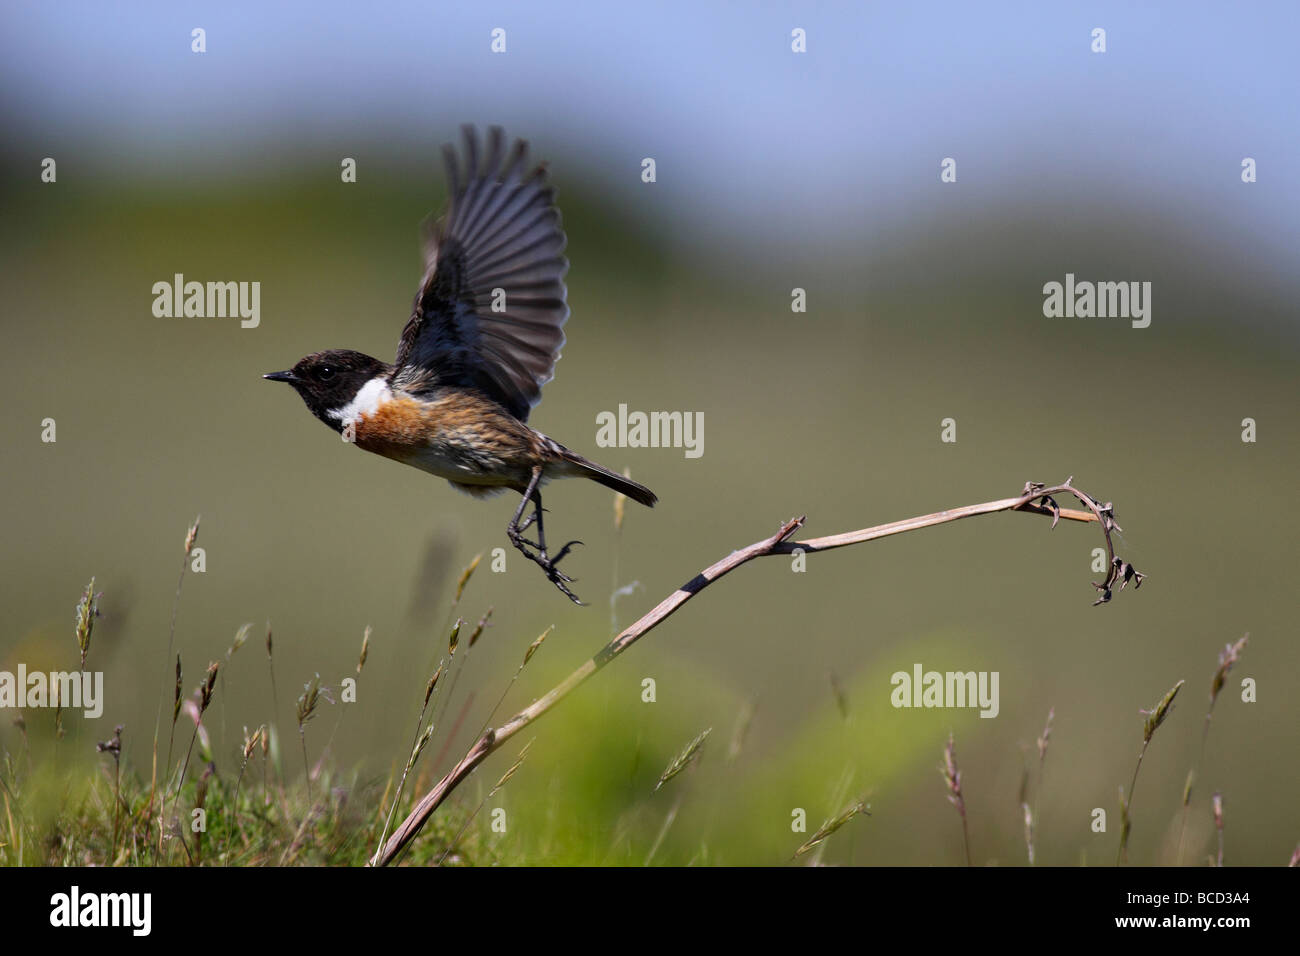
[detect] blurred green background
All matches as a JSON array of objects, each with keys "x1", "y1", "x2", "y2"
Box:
[{"x1": 1, "y1": 2, "x2": 1296, "y2": 865}]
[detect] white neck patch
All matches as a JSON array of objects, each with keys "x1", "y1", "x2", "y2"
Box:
[{"x1": 328, "y1": 376, "x2": 391, "y2": 425}]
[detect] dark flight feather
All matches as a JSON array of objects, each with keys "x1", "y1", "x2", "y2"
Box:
[{"x1": 392, "y1": 126, "x2": 569, "y2": 421}]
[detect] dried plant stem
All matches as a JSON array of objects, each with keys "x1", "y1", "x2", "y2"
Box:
[
  {"x1": 375, "y1": 660, "x2": 447, "y2": 859},
  {"x1": 224, "y1": 732, "x2": 261, "y2": 862},
  {"x1": 110, "y1": 759, "x2": 121, "y2": 860},
  {"x1": 1212, "y1": 792, "x2": 1224, "y2": 867},
  {"x1": 1119, "y1": 680, "x2": 1184, "y2": 865},
  {"x1": 1118, "y1": 741, "x2": 1150, "y2": 866},
  {"x1": 1026, "y1": 707, "x2": 1053, "y2": 865},
  {"x1": 942, "y1": 734, "x2": 972, "y2": 866},
  {"x1": 149, "y1": 517, "x2": 199, "y2": 838},
  {"x1": 299, "y1": 731, "x2": 311, "y2": 801},
  {"x1": 373, "y1": 479, "x2": 1129, "y2": 867},
  {"x1": 436, "y1": 739, "x2": 534, "y2": 866},
  {"x1": 161, "y1": 723, "x2": 201, "y2": 860},
  {"x1": 1177, "y1": 636, "x2": 1247, "y2": 865},
  {"x1": 644, "y1": 794, "x2": 682, "y2": 866}
]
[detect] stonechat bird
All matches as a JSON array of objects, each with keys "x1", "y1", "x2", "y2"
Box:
[{"x1": 265, "y1": 126, "x2": 656, "y2": 604}]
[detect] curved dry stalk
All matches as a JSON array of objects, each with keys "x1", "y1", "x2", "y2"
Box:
[{"x1": 371, "y1": 477, "x2": 1139, "y2": 867}]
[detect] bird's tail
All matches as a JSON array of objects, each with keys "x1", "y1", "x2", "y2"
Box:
[{"x1": 555, "y1": 450, "x2": 657, "y2": 507}]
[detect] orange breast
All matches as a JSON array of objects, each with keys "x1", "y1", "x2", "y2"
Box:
[{"x1": 351, "y1": 390, "x2": 542, "y2": 486}]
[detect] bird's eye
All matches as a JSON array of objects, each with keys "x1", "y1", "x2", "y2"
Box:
[{"x1": 317, "y1": 366, "x2": 335, "y2": 381}]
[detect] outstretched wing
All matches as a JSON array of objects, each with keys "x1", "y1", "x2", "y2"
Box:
[{"x1": 392, "y1": 126, "x2": 569, "y2": 422}]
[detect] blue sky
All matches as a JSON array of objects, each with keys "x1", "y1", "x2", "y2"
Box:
[{"x1": 4, "y1": 1, "x2": 1297, "y2": 268}]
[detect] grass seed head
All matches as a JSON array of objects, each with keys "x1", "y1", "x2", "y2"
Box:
[
  {"x1": 357, "y1": 626, "x2": 371, "y2": 674},
  {"x1": 655, "y1": 727, "x2": 711, "y2": 792},
  {"x1": 424, "y1": 665, "x2": 443, "y2": 707},
  {"x1": 523, "y1": 626, "x2": 553, "y2": 667},
  {"x1": 1037, "y1": 707, "x2": 1054, "y2": 764},
  {"x1": 468, "y1": 608, "x2": 493, "y2": 648},
  {"x1": 243, "y1": 725, "x2": 264, "y2": 760},
  {"x1": 296, "y1": 673, "x2": 321, "y2": 728},
  {"x1": 74, "y1": 577, "x2": 101, "y2": 669},
  {"x1": 489, "y1": 740, "x2": 533, "y2": 797},
  {"x1": 794, "y1": 796, "x2": 871, "y2": 858},
  {"x1": 1141, "y1": 679, "x2": 1184, "y2": 743},
  {"x1": 942, "y1": 733, "x2": 965, "y2": 816},
  {"x1": 455, "y1": 554, "x2": 482, "y2": 603},
  {"x1": 1211, "y1": 634, "x2": 1248, "y2": 705},
  {"x1": 199, "y1": 661, "x2": 219, "y2": 714},
  {"x1": 228, "y1": 623, "x2": 252, "y2": 660},
  {"x1": 96, "y1": 724, "x2": 123, "y2": 760}
]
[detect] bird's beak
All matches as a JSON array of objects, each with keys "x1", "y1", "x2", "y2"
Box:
[{"x1": 263, "y1": 370, "x2": 296, "y2": 383}]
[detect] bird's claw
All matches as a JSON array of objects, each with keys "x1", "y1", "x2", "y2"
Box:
[{"x1": 508, "y1": 532, "x2": 585, "y2": 604}]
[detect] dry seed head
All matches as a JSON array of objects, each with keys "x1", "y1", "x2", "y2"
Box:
[
  {"x1": 74, "y1": 577, "x2": 101, "y2": 669},
  {"x1": 655, "y1": 727, "x2": 711, "y2": 792},
  {"x1": 96, "y1": 725, "x2": 123, "y2": 759},
  {"x1": 523, "y1": 626, "x2": 553, "y2": 667},
  {"x1": 184, "y1": 516, "x2": 200, "y2": 555},
  {"x1": 794, "y1": 796, "x2": 870, "y2": 858},
  {"x1": 200, "y1": 661, "x2": 220, "y2": 714},
  {"x1": 455, "y1": 554, "x2": 482, "y2": 603},
  {"x1": 229, "y1": 623, "x2": 252, "y2": 659},
  {"x1": 1141, "y1": 680, "x2": 1184, "y2": 743},
  {"x1": 424, "y1": 665, "x2": 443, "y2": 707},
  {"x1": 265, "y1": 623, "x2": 273, "y2": 659},
  {"x1": 172, "y1": 654, "x2": 183, "y2": 723},
  {"x1": 1211, "y1": 634, "x2": 1248, "y2": 704},
  {"x1": 411, "y1": 722, "x2": 436, "y2": 763},
  {"x1": 1289, "y1": 843, "x2": 1300, "y2": 867},
  {"x1": 942, "y1": 733, "x2": 965, "y2": 815},
  {"x1": 489, "y1": 740, "x2": 533, "y2": 797},
  {"x1": 357, "y1": 626, "x2": 371, "y2": 674},
  {"x1": 296, "y1": 674, "x2": 321, "y2": 728},
  {"x1": 243, "y1": 725, "x2": 264, "y2": 760},
  {"x1": 1037, "y1": 707, "x2": 1054, "y2": 764},
  {"x1": 1212, "y1": 792, "x2": 1223, "y2": 830},
  {"x1": 468, "y1": 608, "x2": 493, "y2": 648}
]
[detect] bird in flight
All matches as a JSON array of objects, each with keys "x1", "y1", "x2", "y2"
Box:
[{"x1": 266, "y1": 126, "x2": 656, "y2": 603}]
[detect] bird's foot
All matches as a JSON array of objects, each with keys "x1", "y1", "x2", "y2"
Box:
[{"x1": 508, "y1": 531, "x2": 586, "y2": 604}]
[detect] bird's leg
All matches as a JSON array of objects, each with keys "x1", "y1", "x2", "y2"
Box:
[
  {"x1": 528, "y1": 486, "x2": 584, "y2": 574},
  {"x1": 507, "y1": 465, "x2": 585, "y2": 604},
  {"x1": 507, "y1": 468, "x2": 545, "y2": 551}
]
